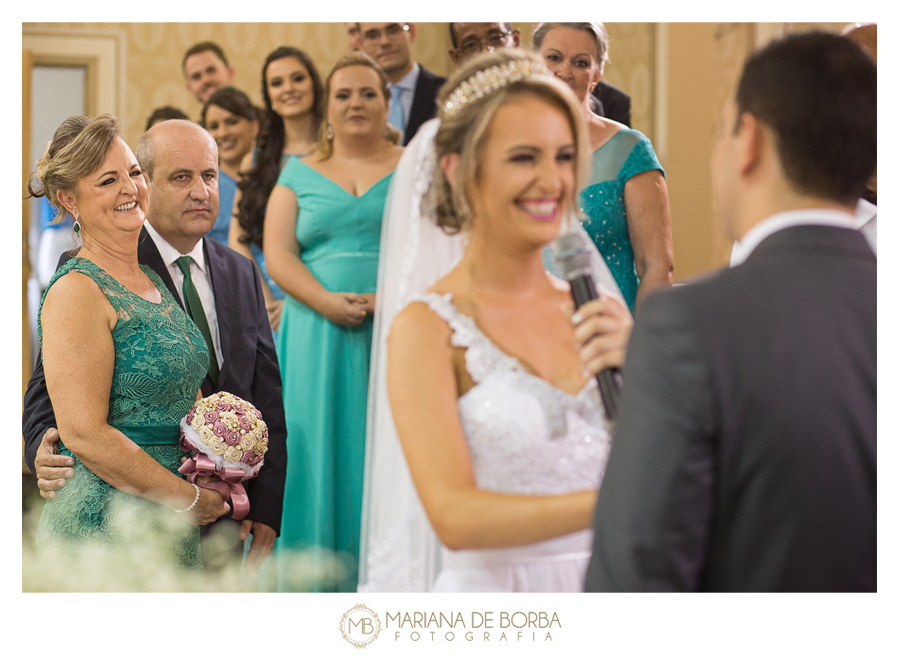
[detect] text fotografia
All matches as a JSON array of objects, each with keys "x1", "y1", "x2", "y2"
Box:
[{"x1": 386, "y1": 611, "x2": 561, "y2": 642}]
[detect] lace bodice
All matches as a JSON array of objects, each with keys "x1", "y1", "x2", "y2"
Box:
[
  {"x1": 37, "y1": 257, "x2": 209, "y2": 427},
  {"x1": 36, "y1": 257, "x2": 208, "y2": 568},
  {"x1": 410, "y1": 292, "x2": 612, "y2": 495}
]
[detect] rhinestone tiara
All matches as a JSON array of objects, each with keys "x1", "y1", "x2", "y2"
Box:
[{"x1": 442, "y1": 59, "x2": 545, "y2": 117}]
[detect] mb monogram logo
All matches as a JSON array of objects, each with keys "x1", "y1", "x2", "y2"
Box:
[{"x1": 340, "y1": 603, "x2": 382, "y2": 648}]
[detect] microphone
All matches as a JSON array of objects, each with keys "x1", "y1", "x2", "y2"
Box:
[{"x1": 553, "y1": 230, "x2": 621, "y2": 422}]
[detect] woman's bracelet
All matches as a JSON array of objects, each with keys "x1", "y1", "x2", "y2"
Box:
[{"x1": 173, "y1": 483, "x2": 200, "y2": 513}]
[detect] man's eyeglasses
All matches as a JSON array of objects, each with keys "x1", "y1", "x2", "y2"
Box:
[
  {"x1": 361, "y1": 24, "x2": 409, "y2": 43},
  {"x1": 457, "y1": 31, "x2": 514, "y2": 56}
]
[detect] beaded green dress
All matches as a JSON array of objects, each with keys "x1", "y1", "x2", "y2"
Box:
[{"x1": 35, "y1": 257, "x2": 209, "y2": 569}]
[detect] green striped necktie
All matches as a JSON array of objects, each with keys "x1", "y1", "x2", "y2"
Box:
[{"x1": 175, "y1": 255, "x2": 219, "y2": 384}]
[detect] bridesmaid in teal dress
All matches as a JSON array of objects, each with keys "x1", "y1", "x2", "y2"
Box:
[
  {"x1": 230, "y1": 48, "x2": 325, "y2": 342},
  {"x1": 535, "y1": 23, "x2": 674, "y2": 310},
  {"x1": 28, "y1": 115, "x2": 228, "y2": 569},
  {"x1": 264, "y1": 53, "x2": 404, "y2": 591}
]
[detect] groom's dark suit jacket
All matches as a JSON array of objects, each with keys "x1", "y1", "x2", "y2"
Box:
[
  {"x1": 22, "y1": 227, "x2": 287, "y2": 534},
  {"x1": 585, "y1": 223, "x2": 876, "y2": 591}
]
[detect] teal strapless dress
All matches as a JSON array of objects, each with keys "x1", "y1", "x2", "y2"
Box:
[
  {"x1": 273, "y1": 158, "x2": 392, "y2": 592},
  {"x1": 36, "y1": 257, "x2": 209, "y2": 569},
  {"x1": 579, "y1": 129, "x2": 665, "y2": 311}
]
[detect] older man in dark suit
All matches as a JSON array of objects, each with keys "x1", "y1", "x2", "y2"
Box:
[
  {"x1": 584, "y1": 32, "x2": 876, "y2": 592},
  {"x1": 23, "y1": 120, "x2": 287, "y2": 576}
]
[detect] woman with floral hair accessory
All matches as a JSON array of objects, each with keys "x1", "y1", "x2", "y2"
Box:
[
  {"x1": 534, "y1": 22, "x2": 673, "y2": 311},
  {"x1": 359, "y1": 49, "x2": 632, "y2": 593}
]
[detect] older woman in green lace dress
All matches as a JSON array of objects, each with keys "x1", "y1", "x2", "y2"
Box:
[{"x1": 27, "y1": 115, "x2": 229, "y2": 568}]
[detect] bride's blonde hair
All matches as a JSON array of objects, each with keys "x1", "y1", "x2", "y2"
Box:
[{"x1": 432, "y1": 49, "x2": 589, "y2": 234}]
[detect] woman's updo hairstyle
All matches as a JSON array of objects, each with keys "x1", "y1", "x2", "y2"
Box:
[
  {"x1": 432, "y1": 49, "x2": 589, "y2": 233},
  {"x1": 27, "y1": 114, "x2": 120, "y2": 223}
]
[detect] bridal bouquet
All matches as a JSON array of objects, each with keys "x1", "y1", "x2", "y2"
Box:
[{"x1": 178, "y1": 392, "x2": 268, "y2": 520}]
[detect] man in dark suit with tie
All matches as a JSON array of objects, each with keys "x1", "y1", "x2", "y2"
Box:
[
  {"x1": 23, "y1": 120, "x2": 287, "y2": 576},
  {"x1": 357, "y1": 22, "x2": 446, "y2": 146},
  {"x1": 584, "y1": 32, "x2": 876, "y2": 591}
]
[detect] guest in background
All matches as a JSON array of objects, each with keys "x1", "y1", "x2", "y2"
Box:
[
  {"x1": 592, "y1": 80, "x2": 631, "y2": 127},
  {"x1": 346, "y1": 22, "x2": 362, "y2": 51},
  {"x1": 183, "y1": 41, "x2": 236, "y2": 105},
  {"x1": 535, "y1": 22, "x2": 673, "y2": 310},
  {"x1": 201, "y1": 86, "x2": 260, "y2": 246},
  {"x1": 231, "y1": 47, "x2": 324, "y2": 335},
  {"x1": 447, "y1": 22, "x2": 520, "y2": 67},
  {"x1": 357, "y1": 22, "x2": 446, "y2": 145},
  {"x1": 25, "y1": 115, "x2": 229, "y2": 568},
  {"x1": 145, "y1": 106, "x2": 190, "y2": 131},
  {"x1": 27, "y1": 119, "x2": 288, "y2": 579},
  {"x1": 585, "y1": 32, "x2": 876, "y2": 592},
  {"x1": 264, "y1": 52, "x2": 402, "y2": 591}
]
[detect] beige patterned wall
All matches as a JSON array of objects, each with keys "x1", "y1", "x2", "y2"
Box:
[
  {"x1": 22, "y1": 21, "x2": 855, "y2": 282},
  {"x1": 24, "y1": 22, "x2": 457, "y2": 149},
  {"x1": 673, "y1": 21, "x2": 850, "y2": 278},
  {"x1": 25, "y1": 22, "x2": 657, "y2": 150}
]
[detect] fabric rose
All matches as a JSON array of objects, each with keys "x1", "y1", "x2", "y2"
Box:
[
  {"x1": 208, "y1": 439, "x2": 227, "y2": 455},
  {"x1": 224, "y1": 430, "x2": 241, "y2": 446},
  {"x1": 199, "y1": 425, "x2": 216, "y2": 444},
  {"x1": 224, "y1": 446, "x2": 244, "y2": 463},
  {"x1": 239, "y1": 434, "x2": 256, "y2": 451}
]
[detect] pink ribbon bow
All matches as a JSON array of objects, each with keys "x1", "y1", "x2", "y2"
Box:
[{"x1": 178, "y1": 445, "x2": 252, "y2": 521}]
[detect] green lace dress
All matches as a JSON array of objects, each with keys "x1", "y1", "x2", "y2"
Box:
[{"x1": 35, "y1": 257, "x2": 209, "y2": 569}]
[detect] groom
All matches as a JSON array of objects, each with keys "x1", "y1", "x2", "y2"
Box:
[
  {"x1": 22, "y1": 120, "x2": 287, "y2": 575},
  {"x1": 584, "y1": 32, "x2": 876, "y2": 591}
]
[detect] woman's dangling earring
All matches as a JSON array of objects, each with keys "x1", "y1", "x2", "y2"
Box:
[
  {"x1": 73, "y1": 212, "x2": 81, "y2": 234},
  {"x1": 326, "y1": 121, "x2": 334, "y2": 141}
]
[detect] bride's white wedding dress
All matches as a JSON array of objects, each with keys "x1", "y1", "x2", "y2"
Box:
[
  {"x1": 409, "y1": 292, "x2": 612, "y2": 592},
  {"x1": 358, "y1": 119, "x2": 624, "y2": 593}
]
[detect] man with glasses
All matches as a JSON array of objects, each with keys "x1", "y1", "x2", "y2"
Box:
[
  {"x1": 357, "y1": 22, "x2": 446, "y2": 146},
  {"x1": 448, "y1": 22, "x2": 520, "y2": 67}
]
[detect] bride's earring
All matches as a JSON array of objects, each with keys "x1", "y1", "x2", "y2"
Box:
[{"x1": 326, "y1": 121, "x2": 334, "y2": 141}]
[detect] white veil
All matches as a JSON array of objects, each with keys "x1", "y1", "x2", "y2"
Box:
[{"x1": 358, "y1": 118, "x2": 626, "y2": 592}]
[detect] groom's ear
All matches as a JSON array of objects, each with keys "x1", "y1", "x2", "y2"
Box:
[{"x1": 440, "y1": 152, "x2": 461, "y2": 186}]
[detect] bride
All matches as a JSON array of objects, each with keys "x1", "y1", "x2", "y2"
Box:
[{"x1": 359, "y1": 50, "x2": 633, "y2": 592}]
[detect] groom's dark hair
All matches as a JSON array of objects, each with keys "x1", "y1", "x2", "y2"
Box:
[{"x1": 735, "y1": 31, "x2": 875, "y2": 205}]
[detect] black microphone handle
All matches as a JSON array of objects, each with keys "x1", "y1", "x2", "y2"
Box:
[{"x1": 569, "y1": 274, "x2": 620, "y2": 422}]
